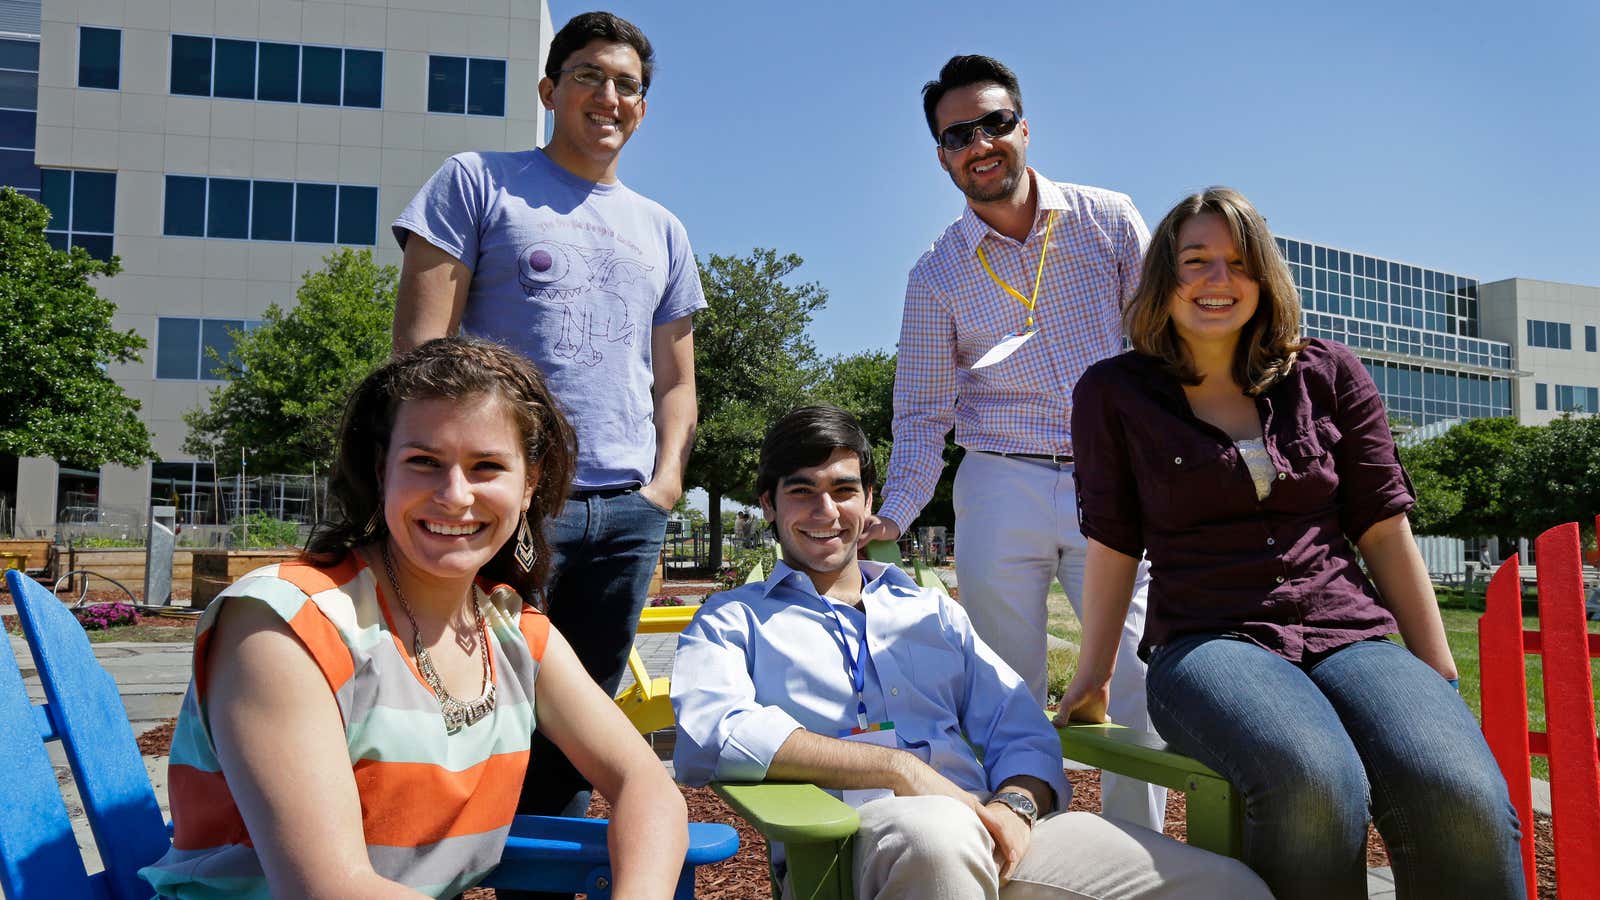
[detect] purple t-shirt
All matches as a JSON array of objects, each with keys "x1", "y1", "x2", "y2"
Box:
[
  {"x1": 394, "y1": 149, "x2": 706, "y2": 490},
  {"x1": 1071, "y1": 338, "x2": 1414, "y2": 661}
]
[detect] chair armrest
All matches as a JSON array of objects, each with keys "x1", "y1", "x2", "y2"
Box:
[
  {"x1": 711, "y1": 782, "x2": 859, "y2": 845},
  {"x1": 1057, "y1": 723, "x2": 1224, "y2": 792},
  {"x1": 637, "y1": 606, "x2": 698, "y2": 634}
]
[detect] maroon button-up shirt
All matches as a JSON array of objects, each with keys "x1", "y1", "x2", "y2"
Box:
[{"x1": 1071, "y1": 338, "x2": 1414, "y2": 662}]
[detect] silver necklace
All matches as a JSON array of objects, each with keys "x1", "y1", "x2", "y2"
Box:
[{"x1": 381, "y1": 545, "x2": 496, "y2": 733}]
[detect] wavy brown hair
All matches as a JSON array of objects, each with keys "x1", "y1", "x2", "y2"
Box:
[
  {"x1": 1125, "y1": 186, "x2": 1307, "y2": 395},
  {"x1": 306, "y1": 337, "x2": 576, "y2": 611}
]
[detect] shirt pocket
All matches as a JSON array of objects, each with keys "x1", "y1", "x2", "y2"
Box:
[
  {"x1": 1133, "y1": 438, "x2": 1230, "y2": 526},
  {"x1": 1278, "y1": 417, "x2": 1341, "y2": 500}
]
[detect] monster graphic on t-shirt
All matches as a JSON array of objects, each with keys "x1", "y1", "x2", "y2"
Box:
[{"x1": 517, "y1": 239, "x2": 654, "y2": 367}]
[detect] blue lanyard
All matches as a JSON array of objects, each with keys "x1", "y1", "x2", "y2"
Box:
[{"x1": 818, "y1": 600, "x2": 871, "y2": 731}]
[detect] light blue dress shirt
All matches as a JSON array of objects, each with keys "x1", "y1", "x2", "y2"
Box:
[{"x1": 670, "y1": 560, "x2": 1070, "y2": 809}]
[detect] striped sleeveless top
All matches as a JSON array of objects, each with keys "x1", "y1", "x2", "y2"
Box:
[{"x1": 139, "y1": 555, "x2": 549, "y2": 898}]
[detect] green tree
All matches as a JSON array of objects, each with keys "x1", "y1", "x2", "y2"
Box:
[
  {"x1": 1397, "y1": 416, "x2": 1532, "y2": 539},
  {"x1": 0, "y1": 188, "x2": 154, "y2": 466},
  {"x1": 184, "y1": 249, "x2": 397, "y2": 474},
  {"x1": 685, "y1": 248, "x2": 826, "y2": 572},
  {"x1": 1504, "y1": 414, "x2": 1600, "y2": 543}
]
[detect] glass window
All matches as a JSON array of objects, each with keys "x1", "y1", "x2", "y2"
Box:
[
  {"x1": 257, "y1": 42, "x2": 299, "y2": 102},
  {"x1": 336, "y1": 184, "x2": 377, "y2": 245},
  {"x1": 0, "y1": 148, "x2": 38, "y2": 190},
  {"x1": 170, "y1": 35, "x2": 212, "y2": 96},
  {"x1": 1535, "y1": 383, "x2": 1548, "y2": 411},
  {"x1": 343, "y1": 48, "x2": 381, "y2": 108},
  {"x1": 70, "y1": 170, "x2": 114, "y2": 233},
  {"x1": 427, "y1": 55, "x2": 467, "y2": 114},
  {"x1": 467, "y1": 58, "x2": 505, "y2": 116},
  {"x1": 200, "y1": 319, "x2": 244, "y2": 379},
  {"x1": 0, "y1": 109, "x2": 36, "y2": 149},
  {"x1": 156, "y1": 317, "x2": 201, "y2": 379},
  {"x1": 0, "y1": 69, "x2": 37, "y2": 109},
  {"x1": 78, "y1": 27, "x2": 121, "y2": 90},
  {"x1": 1587, "y1": 325, "x2": 1596, "y2": 353},
  {"x1": 294, "y1": 182, "x2": 336, "y2": 242},
  {"x1": 164, "y1": 174, "x2": 207, "y2": 237},
  {"x1": 0, "y1": 38, "x2": 40, "y2": 71},
  {"x1": 213, "y1": 38, "x2": 256, "y2": 100},
  {"x1": 300, "y1": 46, "x2": 342, "y2": 105},
  {"x1": 206, "y1": 177, "x2": 250, "y2": 239},
  {"x1": 41, "y1": 168, "x2": 69, "y2": 227},
  {"x1": 251, "y1": 180, "x2": 294, "y2": 241},
  {"x1": 1560, "y1": 323, "x2": 1572, "y2": 349},
  {"x1": 1314, "y1": 245, "x2": 1326, "y2": 269}
]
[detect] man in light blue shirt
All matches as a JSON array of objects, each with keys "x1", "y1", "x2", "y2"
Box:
[{"x1": 672, "y1": 407, "x2": 1267, "y2": 899}]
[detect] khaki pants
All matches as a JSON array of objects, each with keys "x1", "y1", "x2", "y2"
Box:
[{"x1": 845, "y1": 795, "x2": 1269, "y2": 900}]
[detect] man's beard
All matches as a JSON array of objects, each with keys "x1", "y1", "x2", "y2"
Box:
[{"x1": 953, "y1": 152, "x2": 1025, "y2": 203}]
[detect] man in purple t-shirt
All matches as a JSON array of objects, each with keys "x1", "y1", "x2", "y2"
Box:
[{"x1": 390, "y1": 12, "x2": 703, "y2": 862}]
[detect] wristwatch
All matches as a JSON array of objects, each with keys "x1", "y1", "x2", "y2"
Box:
[{"x1": 990, "y1": 790, "x2": 1038, "y2": 828}]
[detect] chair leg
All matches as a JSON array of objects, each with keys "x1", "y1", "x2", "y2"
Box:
[
  {"x1": 782, "y1": 837, "x2": 854, "y2": 900},
  {"x1": 1183, "y1": 771, "x2": 1243, "y2": 859}
]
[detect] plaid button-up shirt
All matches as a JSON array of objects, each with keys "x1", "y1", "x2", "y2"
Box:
[{"x1": 877, "y1": 173, "x2": 1149, "y2": 532}]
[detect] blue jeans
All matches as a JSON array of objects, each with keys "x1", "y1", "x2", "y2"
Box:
[
  {"x1": 516, "y1": 488, "x2": 667, "y2": 819},
  {"x1": 1146, "y1": 634, "x2": 1524, "y2": 900}
]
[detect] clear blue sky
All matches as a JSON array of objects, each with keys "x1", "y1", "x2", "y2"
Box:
[{"x1": 551, "y1": 0, "x2": 1598, "y2": 360}]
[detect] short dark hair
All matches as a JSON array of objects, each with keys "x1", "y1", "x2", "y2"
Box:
[
  {"x1": 545, "y1": 11, "x2": 655, "y2": 91},
  {"x1": 921, "y1": 54, "x2": 1023, "y2": 139},
  {"x1": 756, "y1": 406, "x2": 876, "y2": 506},
  {"x1": 307, "y1": 337, "x2": 577, "y2": 611}
]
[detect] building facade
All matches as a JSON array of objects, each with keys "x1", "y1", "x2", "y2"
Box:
[
  {"x1": 1477, "y1": 278, "x2": 1600, "y2": 425},
  {"x1": 2, "y1": 0, "x2": 551, "y2": 536}
]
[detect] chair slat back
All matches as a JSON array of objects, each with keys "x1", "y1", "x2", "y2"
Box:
[
  {"x1": 0, "y1": 591, "x2": 100, "y2": 899},
  {"x1": 1535, "y1": 522, "x2": 1600, "y2": 893},
  {"x1": 6, "y1": 570, "x2": 170, "y2": 900},
  {"x1": 1480, "y1": 554, "x2": 1536, "y2": 897}
]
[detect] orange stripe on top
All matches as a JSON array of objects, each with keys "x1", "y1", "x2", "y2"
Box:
[
  {"x1": 169, "y1": 764, "x2": 251, "y2": 850},
  {"x1": 353, "y1": 751, "x2": 529, "y2": 846},
  {"x1": 275, "y1": 555, "x2": 363, "y2": 597},
  {"x1": 519, "y1": 607, "x2": 550, "y2": 662},
  {"x1": 286, "y1": 600, "x2": 356, "y2": 695}
]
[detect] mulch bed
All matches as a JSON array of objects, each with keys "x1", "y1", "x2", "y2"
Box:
[{"x1": 136, "y1": 722, "x2": 1558, "y2": 898}]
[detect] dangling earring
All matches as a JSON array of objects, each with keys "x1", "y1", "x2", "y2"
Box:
[{"x1": 513, "y1": 512, "x2": 537, "y2": 572}]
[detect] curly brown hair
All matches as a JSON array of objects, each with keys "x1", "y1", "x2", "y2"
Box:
[
  {"x1": 306, "y1": 337, "x2": 576, "y2": 611},
  {"x1": 1124, "y1": 186, "x2": 1307, "y2": 395}
]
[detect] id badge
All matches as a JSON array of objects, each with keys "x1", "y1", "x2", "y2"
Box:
[
  {"x1": 839, "y1": 722, "x2": 897, "y2": 807},
  {"x1": 970, "y1": 329, "x2": 1036, "y2": 369}
]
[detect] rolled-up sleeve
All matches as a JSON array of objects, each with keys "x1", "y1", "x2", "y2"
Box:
[
  {"x1": 946, "y1": 598, "x2": 1071, "y2": 811},
  {"x1": 1326, "y1": 343, "x2": 1415, "y2": 541},
  {"x1": 670, "y1": 601, "x2": 804, "y2": 786},
  {"x1": 1071, "y1": 363, "x2": 1145, "y2": 558}
]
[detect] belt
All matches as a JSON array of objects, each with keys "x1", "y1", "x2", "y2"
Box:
[{"x1": 977, "y1": 450, "x2": 1073, "y2": 464}]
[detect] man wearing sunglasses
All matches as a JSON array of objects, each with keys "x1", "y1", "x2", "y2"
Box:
[
  {"x1": 390, "y1": 13, "x2": 704, "y2": 889},
  {"x1": 863, "y1": 54, "x2": 1165, "y2": 832}
]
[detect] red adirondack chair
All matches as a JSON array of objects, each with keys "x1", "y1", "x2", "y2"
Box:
[{"x1": 1478, "y1": 518, "x2": 1600, "y2": 898}]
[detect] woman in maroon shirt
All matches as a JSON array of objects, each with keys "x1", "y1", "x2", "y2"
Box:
[{"x1": 1055, "y1": 187, "x2": 1522, "y2": 899}]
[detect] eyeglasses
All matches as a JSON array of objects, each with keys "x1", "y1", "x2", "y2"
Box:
[
  {"x1": 937, "y1": 109, "x2": 1020, "y2": 152},
  {"x1": 559, "y1": 64, "x2": 646, "y2": 99}
]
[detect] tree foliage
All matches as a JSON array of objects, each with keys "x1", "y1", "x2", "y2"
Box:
[
  {"x1": 183, "y1": 249, "x2": 397, "y2": 474},
  {"x1": 1503, "y1": 415, "x2": 1600, "y2": 543},
  {"x1": 813, "y1": 349, "x2": 896, "y2": 483},
  {"x1": 1398, "y1": 416, "x2": 1531, "y2": 538},
  {"x1": 0, "y1": 188, "x2": 154, "y2": 466},
  {"x1": 685, "y1": 248, "x2": 826, "y2": 570}
]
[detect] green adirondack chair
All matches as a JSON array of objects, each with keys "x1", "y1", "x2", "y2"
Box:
[{"x1": 711, "y1": 542, "x2": 1243, "y2": 900}]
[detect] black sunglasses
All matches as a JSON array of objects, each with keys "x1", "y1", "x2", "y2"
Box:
[{"x1": 937, "y1": 109, "x2": 1020, "y2": 152}]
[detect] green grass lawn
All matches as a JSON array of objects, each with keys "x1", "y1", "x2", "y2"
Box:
[{"x1": 1043, "y1": 580, "x2": 1599, "y2": 781}]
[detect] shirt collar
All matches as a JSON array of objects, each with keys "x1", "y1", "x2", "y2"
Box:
[
  {"x1": 956, "y1": 168, "x2": 1069, "y2": 255},
  {"x1": 759, "y1": 558, "x2": 919, "y2": 602}
]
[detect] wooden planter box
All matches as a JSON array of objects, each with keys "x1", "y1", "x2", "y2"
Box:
[
  {"x1": 57, "y1": 547, "x2": 195, "y2": 599},
  {"x1": 0, "y1": 539, "x2": 52, "y2": 573},
  {"x1": 190, "y1": 549, "x2": 301, "y2": 609}
]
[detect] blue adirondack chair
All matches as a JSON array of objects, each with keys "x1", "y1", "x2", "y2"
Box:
[{"x1": 0, "y1": 568, "x2": 737, "y2": 899}]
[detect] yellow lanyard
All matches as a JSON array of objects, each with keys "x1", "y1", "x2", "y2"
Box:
[{"x1": 974, "y1": 211, "x2": 1056, "y2": 331}]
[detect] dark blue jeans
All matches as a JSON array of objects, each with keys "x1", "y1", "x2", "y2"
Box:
[
  {"x1": 1146, "y1": 633, "x2": 1524, "y2": 900},
  {"x1": 515, "y1": 489, "x2": 667, "y2": 845}
]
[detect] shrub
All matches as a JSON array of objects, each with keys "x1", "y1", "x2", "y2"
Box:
[
  {"x1": 649, "y1": 595, "x2": 685, "y2": 607},
  {"x1": 230, "y1": 513, "x2": 303, "y2": 549},
  {"x1": 74, "y1": 602, "x2": 138, "y2": 631}
]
